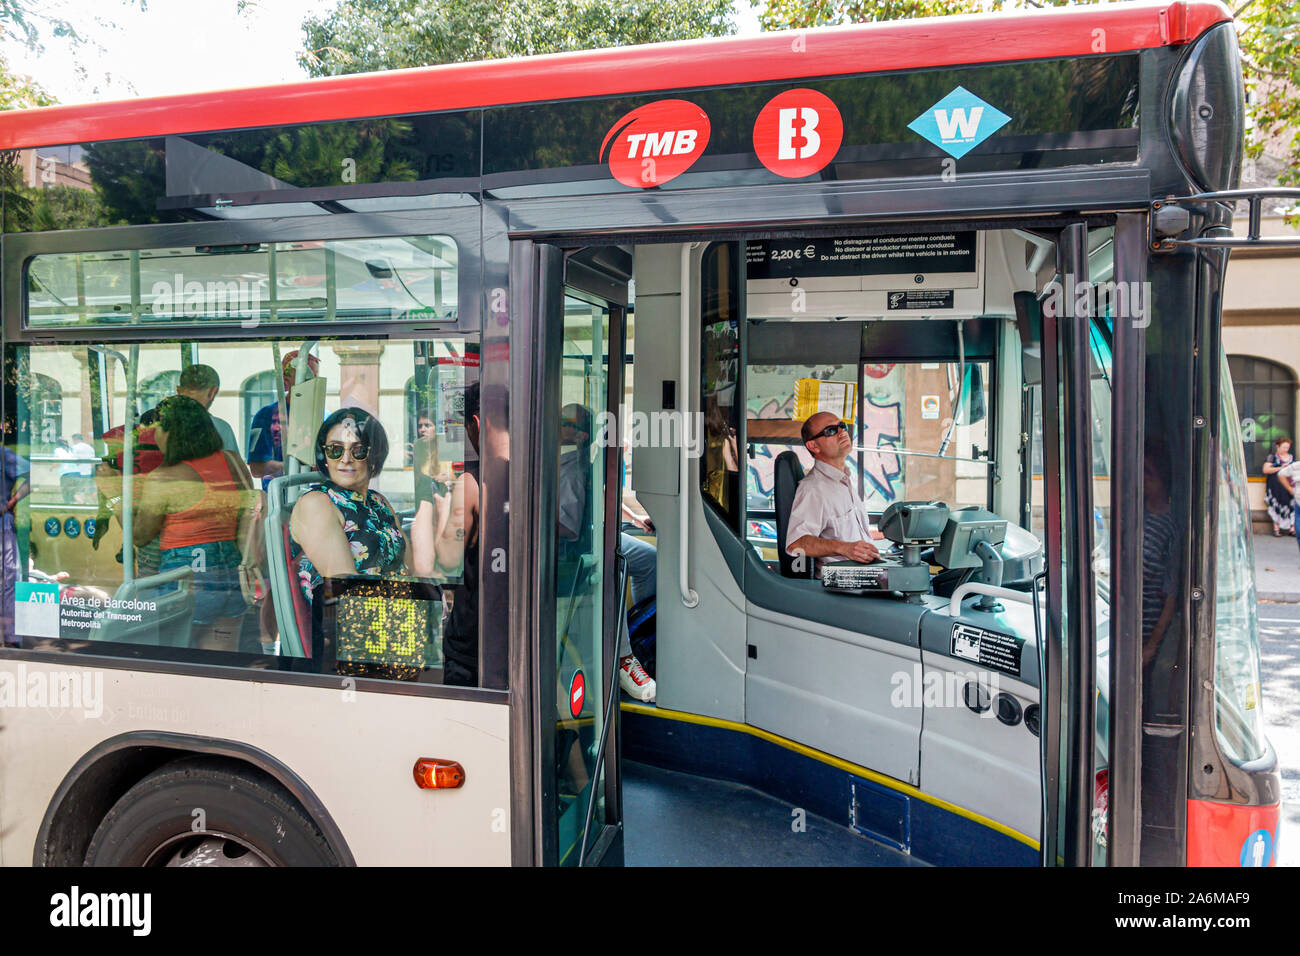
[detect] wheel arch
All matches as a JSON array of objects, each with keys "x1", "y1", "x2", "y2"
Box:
[{"x1": 34, "y1": 731, "x2": 356, "y2": 866}]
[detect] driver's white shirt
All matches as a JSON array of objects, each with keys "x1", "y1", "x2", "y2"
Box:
[{"x1": 785, "y1": 459, "x2": 874, "y2": 568}]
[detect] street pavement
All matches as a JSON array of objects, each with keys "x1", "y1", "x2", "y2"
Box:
[
  {"x1": 1254, "y1": 530, "x2": 1300, "y2": 602},
  {"x1": 1259, "y1": 597, "x2": 1299, "y2": 868}
]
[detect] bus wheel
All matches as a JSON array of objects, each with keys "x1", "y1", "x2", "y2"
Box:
[{"x1": 83, "y1": 757, "x2": 337, "y2": 867}]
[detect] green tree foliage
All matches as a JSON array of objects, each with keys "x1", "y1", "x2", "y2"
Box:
[
  {"x1": 761, "y1": 0, "x2": 1299, "y2": 212},
  {"x1": 1236, "y1": 1, "x2": 1299, "y2": 194},
  {"x1": 298, "y1": 0, "x2": 737, "y2": 75}
]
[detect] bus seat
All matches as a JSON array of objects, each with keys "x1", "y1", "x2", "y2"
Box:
[
  {"x1": 774, "y1": 450, "x2": 812, "y2": 579},
  {"x1": 264, "y1": 472, "x2": 326, "y2": 658},
  {"x1": 94, "y1": 566, "x2": 194, "y2": 647}
]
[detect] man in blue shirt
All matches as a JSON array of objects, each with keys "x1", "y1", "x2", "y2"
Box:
[{"x1": 248, "y1": 350, "x2": 320, "y2": 487}]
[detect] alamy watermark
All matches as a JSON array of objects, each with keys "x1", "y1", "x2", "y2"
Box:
[
  {"x1": 890, "y1": 664, "x2": 1003, "y2": 715},
  {"x1": 0, "y1": 663, "x2": 103, "y2": 719},
  {"x1": 1040, "y1": 273, "x2": 1150, "y2": 329},
  {"x1": 150, "y1": 275, "x2": 263, "y2": 326},
  {"x1": 590, "y1": 403, "x2": 705, "y2": 458}
]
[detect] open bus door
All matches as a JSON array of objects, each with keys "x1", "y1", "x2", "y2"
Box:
[{"x1": 524, "y1": 242, "x2": 630, "y2": 866}]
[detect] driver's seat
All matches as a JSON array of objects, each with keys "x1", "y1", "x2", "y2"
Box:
[{"x1": 774, "y1": 451, "x2": 813, "y2": 579}]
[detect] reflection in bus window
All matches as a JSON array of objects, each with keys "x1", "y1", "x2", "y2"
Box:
[
  {"x1": 440, "y1": 382, "x2": 486, "y2": 687},
  {"x1": 4, "y1": 334, "x2": 479, "y2": 684},
  {"x1": 133, "y1": 395, "x2": 258, "y2": 651},
  {"x1": 701, "y1": 243, "x2": 741, "y2": 527},
  {"x1": 26, "y1": 236, "x2": 458, "y2": 329},
  {"x1": 248, "y1": 350, "x2": 321, "y2": 486}
]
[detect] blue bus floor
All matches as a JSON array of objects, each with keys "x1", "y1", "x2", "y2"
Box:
[{"x1": 621, "y1": 760, "x2": 927, "y2": 867}]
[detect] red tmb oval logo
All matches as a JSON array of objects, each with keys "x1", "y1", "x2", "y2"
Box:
[
  {"x1": 601, "y1": 99, "x2": 711, "y2": 189},
  {"x1": 752, "y1": 89, "x2": 844, "y2": 179}
]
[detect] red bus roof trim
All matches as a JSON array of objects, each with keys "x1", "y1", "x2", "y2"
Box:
[{"x1": 0, "y1": 1, "x2": 1231, "y2": 151}]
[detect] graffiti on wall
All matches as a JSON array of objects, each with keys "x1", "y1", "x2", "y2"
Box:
[{"x1": 746, "y1": 364, "x2": 904, "y2": 511}]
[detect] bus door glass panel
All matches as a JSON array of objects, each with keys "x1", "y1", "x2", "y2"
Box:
[
  {"x1": 1212, "y1": 351, "x2": 1267, "y2": 765},
  {"x1": 553, "y1": 293, "x2": 612, "y2": 864},
  {"x1": 2, "y1": 334, "x2": 476, "y2": 684},
  {"x1": 1085, "y1": 227, "x2": 1117, "y2": 865},
  {"x1": 1038, "y1": 223, "x2": 1108, "y2": 865}
]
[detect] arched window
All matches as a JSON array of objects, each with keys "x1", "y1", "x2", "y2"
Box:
[
  {"x1": 138, "y1": 370, "x2": 179, "y2": 416},
  {"x1": 241, "y1": 370, "x2": 279, "y2": 451},
  {"x1": 1228, "y1": 355, "x2": 1298, "y2": 475}
]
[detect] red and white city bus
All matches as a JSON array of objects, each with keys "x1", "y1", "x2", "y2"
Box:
[{"x1": 0, "y1": 0, "x2": 1289, "y2": 866}]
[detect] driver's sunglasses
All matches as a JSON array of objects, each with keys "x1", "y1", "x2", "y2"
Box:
[
  {"x1": 814, "y1": 422, "x2": 850, "y2": 439},
  {"x1": 322, "y1": 441, "x2": 370, "y2": 461}
]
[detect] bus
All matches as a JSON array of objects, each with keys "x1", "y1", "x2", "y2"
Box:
[{"x1": 0, "y1": 0, "x2": 1290, "y2": 867}]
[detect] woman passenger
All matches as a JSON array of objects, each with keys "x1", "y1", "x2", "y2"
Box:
[
  {"x1": 132, "y1": 395, "x2": 258, "y2": 650},
  {"x1": 289, "y1": 408, "x2": 407, "y2": 607}
]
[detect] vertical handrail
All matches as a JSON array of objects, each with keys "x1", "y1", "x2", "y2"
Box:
[
  {"x1": 679, "y1": 243, "x2": 699, "y2": 608},
  {"x1": 272, "y1": 340, "x2": 288, "y2": 473},
  {"x1": 289, "y1": 341, "x2": 317, "y2": 477}
]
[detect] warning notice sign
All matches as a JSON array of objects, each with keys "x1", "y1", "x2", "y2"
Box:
[
  {"x1": 950, "y1": 622, "x2": 1024, "y2": 677},
  {"x1": 747, "y1": 232, "x2": 977, "y2": 279}
]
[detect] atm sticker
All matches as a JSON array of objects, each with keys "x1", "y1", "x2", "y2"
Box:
[
  {"x1": 14, "y1": 582, "x2": 60, "y2": 638},
  {"x1": 950, "y1": 623, "x2": 1023, "y2": 677}
]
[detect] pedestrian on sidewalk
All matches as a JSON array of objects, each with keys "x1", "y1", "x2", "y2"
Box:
[
  {"x1": 1278, "y1": 456, "x2": 1300, "y2": 562},
  {"x1": 1264, "y1": 437, "x2": 1295, "y2": 536}
]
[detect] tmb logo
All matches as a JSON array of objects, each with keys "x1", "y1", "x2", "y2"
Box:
[
  {"x1": 601, "y1": 99, "x2": 711, "y2": 188},
  {"x1": 752, "y1": 88, "x2": 843, "y2": 179}
]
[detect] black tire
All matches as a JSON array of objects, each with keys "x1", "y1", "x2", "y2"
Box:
[{"x1": 84, "y1": 757, "x2": 337, "y2": 867}]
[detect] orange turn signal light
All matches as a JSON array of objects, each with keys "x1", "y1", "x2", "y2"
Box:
[{"x1": 413, "y1": 758, "x2": 465, "y2": 790}]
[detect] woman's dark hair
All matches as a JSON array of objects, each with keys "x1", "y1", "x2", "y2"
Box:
[
  {"x1": 156, "y1": 395, "x2": 222, "y2": 466},
  {"x1": 1275, "y1": 436, "x2": 1293, "y2": 450},
  {"x1": 314, "y1": 407, "x2": 389, "y2": 478}
]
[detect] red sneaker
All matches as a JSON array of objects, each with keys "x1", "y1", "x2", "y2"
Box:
[{"x1": 619, "y1": 655, "x2": 656, "y2": 702}]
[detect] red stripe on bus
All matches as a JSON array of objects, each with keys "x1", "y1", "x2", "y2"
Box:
[
  {"x1": 1185, "y1": 798, "x2": 1280, "y2": 866},
  {"x1": 0, "y1": 1, "x2": 1230, "y2": 150}
]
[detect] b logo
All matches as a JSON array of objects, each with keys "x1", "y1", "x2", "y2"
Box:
[
  {"x1": 753, "y1": 89, "x2": 843, "y2": 179},
  {"x1": 601, "y1": 99, "x2": 711, "y2": 189}
]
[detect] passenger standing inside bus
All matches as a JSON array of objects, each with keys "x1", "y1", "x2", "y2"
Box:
[
  {"x1": 785, "y1": 412, "x2": 882, "y2": 571},
  {"x1": 406, "y1": 407, "x2": 436, "y2": 467},
  {"x1": 248, "y1": 350, "x2": 321, "y2": 487},
  {"x1": 132, "y1": 396, "x2": 258, "y2": 651},
  {"x1": 441, "y1": 384, "x2": 486, "y2": 687},
  {"x1": 288, "y1": 408, "x2": 406, "y2": 608},
  {"x1": 410, "y1": 431, "x2": 467, "y2": 580},
  {"x1": 176, "y1": 364, "x2": 240, "y2": 455}
]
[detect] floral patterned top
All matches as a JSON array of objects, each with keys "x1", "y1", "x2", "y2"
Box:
[{"x1": 290, "y1": 480, "x2": 406, "y2": 604}]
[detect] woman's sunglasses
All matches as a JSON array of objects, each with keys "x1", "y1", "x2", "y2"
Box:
[
  {"x1": 812, "y1": 422, "x2": 850, "y2": 439},
  {"x1": 322, "y1": 441, "x2": 370, "y2": 461}
]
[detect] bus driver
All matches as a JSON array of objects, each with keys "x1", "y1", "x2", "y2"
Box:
[{"x1": 785, "y1": 412, "x2": 882, "y2": 572}]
